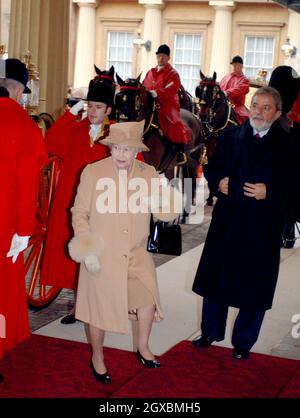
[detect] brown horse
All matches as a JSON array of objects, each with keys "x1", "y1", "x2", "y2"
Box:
[
  {"x1": 115, "y1": 73, "x2": 203, "y2": 222},
  {"x1": 195, "y1": 70, "x2": 240, "y2": 204}
]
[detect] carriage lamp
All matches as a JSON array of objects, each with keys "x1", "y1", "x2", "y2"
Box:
[
  {"x1": 133, "y1": 38, "x2": 152, "y2": 52},
  {"x1": 281, "y1": 37, "x2": 297, "y2": 58},
  {"x1": 22, "y1": 51, "x2": 40, "y2": 114}
]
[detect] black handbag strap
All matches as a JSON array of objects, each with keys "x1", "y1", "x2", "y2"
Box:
[{"x1": 150, "y1": 214, "x2": 180, "y2": 226}]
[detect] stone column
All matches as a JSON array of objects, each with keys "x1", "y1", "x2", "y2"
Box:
[
  {"x1": 284, "y1": 9, "x2": 300, "y2": 69},
  {"x1": 138, "y1": 0, "x2": 165, "y2": 78},
  {"x1": 209, "y1": 1, "x2": 235, "y2": 80},
  {"x1": 9, "y1": 0, "x2": 70, "y2": 117},
  {"x1": 73, "y1": 0, "x2": 98, "y2": 87}
]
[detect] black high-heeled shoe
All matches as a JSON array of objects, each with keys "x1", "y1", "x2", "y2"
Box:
[
  {"x1": 137, "y1": 350, "x2": 160, "y2": 368},
  {"x1": 90, "y1": 360, "x2": 111, "y2": 384}
]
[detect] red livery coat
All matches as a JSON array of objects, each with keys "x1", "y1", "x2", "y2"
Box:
[
  {"x1": 40, "y1": 111, "x2": 111, "y2": 290},
  {"x1": 289, "y1": 90, "x2": 300, "y2": 124},
  {"x1": 142, "y1": 64, "x2": 191, "y2": 144},
  {"x1": 219, "y1": 72, "x2": 250, "y2": 124},
  {"x1": 0, "y1": 98, "x2": 47, "y2": 359}
]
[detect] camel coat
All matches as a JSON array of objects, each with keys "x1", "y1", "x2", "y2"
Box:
[{"x1": 69, "y1": 157, "x2": 178, "y2": 334}]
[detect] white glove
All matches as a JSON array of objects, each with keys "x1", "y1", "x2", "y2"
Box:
[
  {"x1": 6, "y1": 234, "x2": 30, "y2": 263},
  {"x1": 84, "y1": 255, "x2": 101, "y2": 274},
  {"x1": 150, "y1": 90, "x2": 158, "y2": 98},
  {"x1": 70, "y1": 99, "x2": 85, "y2": 116}
]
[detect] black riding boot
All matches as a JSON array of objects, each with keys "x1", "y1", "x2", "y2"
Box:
[{"x1": 175, "y1": 143, "x2": 187, "y2": 165}]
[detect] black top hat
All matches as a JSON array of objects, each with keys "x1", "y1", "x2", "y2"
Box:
[
  {"x1": 2, "y1": 59, "x2": 31, "y2": 93},
  {"x1": 230, "y1": 55, "x2": 243, "y2": 65},
  {"x1": 87, "y1": 82, "x2": 114, "y2": 107},
  {"x1": 155, "y1": 44, "x2": 170, "y2": 56}
]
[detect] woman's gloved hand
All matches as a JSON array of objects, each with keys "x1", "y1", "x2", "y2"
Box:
[{"x1": 84, "y1": 255, "x2": 101, "y2": 274}]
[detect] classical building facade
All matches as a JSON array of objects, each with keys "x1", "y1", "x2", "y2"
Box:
[
  {"x1": 71, "y1": 0, "x2": 300, "y2": 94},
  {"x1": 1, "y1": 0, "x2": 300, "y2": 115}
]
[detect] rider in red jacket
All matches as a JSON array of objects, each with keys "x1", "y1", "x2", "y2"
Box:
[
  {"x1": 142, "y1": 44, "x2": 191, "y2": 165},
  {"x1": 219, "y1": 55, "x2": 250, "y2": 124}
]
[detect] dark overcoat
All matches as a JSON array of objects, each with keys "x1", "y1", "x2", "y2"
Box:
[{"x1": 193, "y1": 119, "x2": 299, "y2": 310}]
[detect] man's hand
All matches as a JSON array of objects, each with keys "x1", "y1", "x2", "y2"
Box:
[
  {"x1": 70, "y1": 99, "x2": 85, "y2": 116},
  {"x1": 243, "y1": 182, "x2": 267, "y2": 200},
  {"x1": 84, "y1": 255, "x2": 100, "y2": 274},
  {"x1": 6, "y1": 234, "x2": 30, "y2": 263},
  {"x1": 219, "y1": 177, "x2": 229, "y2": 195}
]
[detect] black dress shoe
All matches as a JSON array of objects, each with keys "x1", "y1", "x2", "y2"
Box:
[
  {"x1": 137, "y1": 350, "x2": 160, "y2": 368},
  {"x1": 60, "y1": 314, "x2": 77, "y2": 324},
  {"x1": 0, "y1": 373, "x2": 3, "y2": 384},
  {"x1": 90, "y1": 360, "x2": 111, "y2": 384},
  {"x1": 192, "y1": 336, "x2": 215, "y2": 348},
  {"x1": 232, "y1": 348, "x2": 250, "y2": 360}
]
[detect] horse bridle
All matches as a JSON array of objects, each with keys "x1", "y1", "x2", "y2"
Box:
[
  {"x1": 199, "y1": 80, "x2": 237, "y2": 132},
  {"x1": 92, "y1": 74, "x2": 116, "y2": 86},
  {"x1": 115, "y1": 84, "x2": 142, "y2": 122}
]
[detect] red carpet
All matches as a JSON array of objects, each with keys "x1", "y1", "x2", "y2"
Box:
[
  {"x1": 279, "y1": 366, "x2": 300, "y2": 398},
  {"x1": 113, "y1": 341, "x2": 300, "y2": 398},
  {"x1": 0, "y1": 335, "x2": 144, "y2": 398},
  {"x1": 0, "y1": 336, "x2": 299, "y2": 398}
]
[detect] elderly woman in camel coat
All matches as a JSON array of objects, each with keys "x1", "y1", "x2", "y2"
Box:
[{"x1": 69, "y1": 120, "x2": 180, "y2": 383}]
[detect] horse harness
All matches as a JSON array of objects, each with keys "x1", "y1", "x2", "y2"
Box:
[{"x1": 199, "y1": 80, "x2": 238, "y2": 133}]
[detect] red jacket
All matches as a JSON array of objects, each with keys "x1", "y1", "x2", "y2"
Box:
[
  {"x1": 0, "y1": 98, "x2": 47, "y2": 358},
  {"x1": 41, "y1": 112, "x2": 111, "y2": 290},
  {"x1": 289, "y1": 90, "x2": 300, "y2": 124},
  {"x1": 219, "y1": 72, "x2": 250, "y2": 124},
  {"x1": 142, "y1": 64, "x2": 191, "y2": 144}
]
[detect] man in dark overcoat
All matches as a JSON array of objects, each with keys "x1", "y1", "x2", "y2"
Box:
[{"x1": 192, "y1": 86, "x2": 299, "y2": 359}]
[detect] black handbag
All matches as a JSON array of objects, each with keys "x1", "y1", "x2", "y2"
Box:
[{"x1": 147, "y1": 216, "x2": 182, "y2": 256}]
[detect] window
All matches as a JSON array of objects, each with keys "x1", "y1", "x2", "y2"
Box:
[
  {"x1": 107, "y1": 31, "x2": 135, "y2": 79},
  {"x1": 244, "y1": 36, "x2": 275, "y2": 81},
  {"x1": 173, "y1": 33, "x2": 202, "y2": 95}
]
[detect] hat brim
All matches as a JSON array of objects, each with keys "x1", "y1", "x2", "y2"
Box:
[
  {"x1": 24, "y1": 86, "x2": 31, "y2": 94},
  {"x1": 101, "y1": 137, "x2": 150, "y2": 152}
]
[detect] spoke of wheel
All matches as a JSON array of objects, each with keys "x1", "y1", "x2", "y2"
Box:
[
  {"x1": 24, "y1": 238, "x2": 42, "y2": 275},
  {"x1": 28, "y1": 242, "x2": 43, "y2": 297}
]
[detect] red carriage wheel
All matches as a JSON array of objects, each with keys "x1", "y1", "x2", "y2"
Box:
[{"x1": 25, "y1": 155, "x2": 62, "y2": 310}]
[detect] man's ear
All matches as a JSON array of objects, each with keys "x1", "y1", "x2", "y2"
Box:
[
  {"x1": 15, "y1": 86, "x2": 24, "y2": 103},
  {"x1": 106, "y1": 106, "x2": 112, "y2": 116}
]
